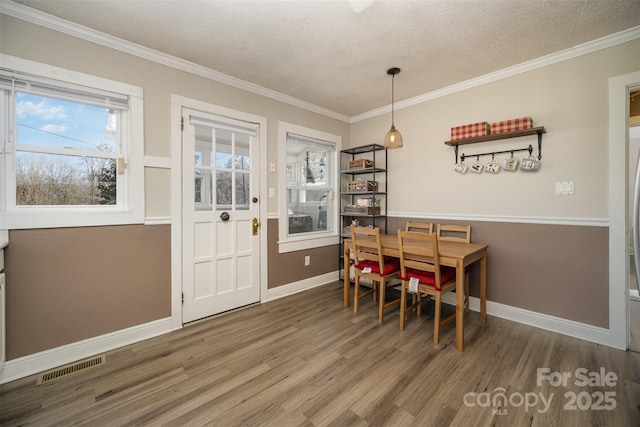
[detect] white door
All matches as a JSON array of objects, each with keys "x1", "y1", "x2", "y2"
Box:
[{"x1": 182, "y1": 108, "x2": 261, "y2": 323}]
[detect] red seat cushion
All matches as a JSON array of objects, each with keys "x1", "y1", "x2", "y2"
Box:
[
  {"x1": 399, "y1": 266, "x2": 456, "y2": 291},
  {"x1": 354, "y1": 256, "x2": 400, "y2": 275}
]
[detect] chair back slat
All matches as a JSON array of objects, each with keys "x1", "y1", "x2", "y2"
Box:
[
  {"x1": 405, "y1": 221, "x2": 433, "y2": 234},
  {"x1": 436, "y1": 224, "x2": 471, "y2": 243}
]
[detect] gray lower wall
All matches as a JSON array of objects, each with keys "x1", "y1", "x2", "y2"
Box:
[
  {"x1": 5, "y1": 225, "x2": 171, "y2": 360},
  {"x1": 268, "y1": 214, "x2": 609, "y2": 328},
  {"x1": 4, "y1": 217, "x2": 607, "y2": 362},
  {"x1": 267, "y1": 219, "x2": 340, "y2": 288},
  {"x1": 388, "y1": 217, "x2": 609, "y2": 328}
]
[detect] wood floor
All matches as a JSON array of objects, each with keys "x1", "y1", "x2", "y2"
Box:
[{"x1": 1, "y1": 282, "x2": 639, "y2": 426}]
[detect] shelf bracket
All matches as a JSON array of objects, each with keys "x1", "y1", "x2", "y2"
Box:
[{"x1": 537, "y1": 132, "x2": 543, "y2": 160}]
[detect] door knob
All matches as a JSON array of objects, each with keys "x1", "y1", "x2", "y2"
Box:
[
  {"x1": 220, "y1": 212, "x2": 230, "y2": 221},
  {"x1": 252, "y1": 218, "x2": 260, "y2": 235}
]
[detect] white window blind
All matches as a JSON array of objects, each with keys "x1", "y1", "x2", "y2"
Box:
[
  {"x1": 190, "y1": 114, "x2": 258, "y2": 136},
  {"x1": 0, "y1": 68, "x2": 129, "y2": 110},
  {"x1": 287, "y1": 132, "x2": 336, "y2": 151}
]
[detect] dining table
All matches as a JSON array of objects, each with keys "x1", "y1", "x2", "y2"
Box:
[{"x1": 343, "y1": 233, "x2": 488, "y2": 351}]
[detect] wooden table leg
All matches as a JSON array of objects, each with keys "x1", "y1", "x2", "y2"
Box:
[
  {"x1": 455, "y1": 258, "x2": 465, "y2": 351},
  {"x1": 343, "y1": 242, "x2": 351, "y2": 307},
  {"x1": 480, "y1": 251, "x2": 487, "y2": 324}
]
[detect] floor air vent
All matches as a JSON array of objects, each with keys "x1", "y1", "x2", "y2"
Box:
[{"x1": 36, "y1": 354, "x2": 105, "y2": 385}]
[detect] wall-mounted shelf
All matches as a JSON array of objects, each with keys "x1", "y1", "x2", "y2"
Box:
[{"x1": 445, "y1": 126, "x2": 546, "y2": 164}]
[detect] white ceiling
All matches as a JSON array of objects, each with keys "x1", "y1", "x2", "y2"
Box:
[{"x1": 7, "y1": 0, "x2": 640, "y2": 118}]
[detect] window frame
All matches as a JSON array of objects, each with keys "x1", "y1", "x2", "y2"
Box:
[
  {"x1": 277, "y1": 121, "x2": 341, "y2": 253},
  {"x1": 0, "y1": 54, "x2": 144, "y2": 230}
]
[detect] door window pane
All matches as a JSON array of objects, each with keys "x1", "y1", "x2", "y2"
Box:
[
  {"x1": 235, "y1": 171, "x2": 250, "y2": 210},
  {"x1": 216, "y1": 170, "x2": 232, "y2": 208},
  {"x1": 194, "y1": 127, "x2": 213, "y2": 211},
  {"x1": 215, "y1": 129, "x2": 233, "y2": 168},
  {"x1": 235, "y1": 133, "x2": 251, "y2": 170}
]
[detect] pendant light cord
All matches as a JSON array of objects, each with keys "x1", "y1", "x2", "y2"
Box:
[
  {"x1": 387, "y1": 67, "x2": 400, "y2": 127},
  {"x1": 391, "y1": 73, "x2": 395, "y2": 127}
]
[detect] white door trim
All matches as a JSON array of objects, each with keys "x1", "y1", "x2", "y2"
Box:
[
  {"x1": 170, "y1": 95, "x2": 268, "y2": 330},
  {"x1": 608, "y1": 71, "x2": 640, "y2": 350}
]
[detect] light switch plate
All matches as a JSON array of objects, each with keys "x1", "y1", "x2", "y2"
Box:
[
  {"x1": 555, "y1": 181, "x2": 575, "y2": 195},
  {"x1": 564, "y1": 181, "x2": 574, "y2": 195}
]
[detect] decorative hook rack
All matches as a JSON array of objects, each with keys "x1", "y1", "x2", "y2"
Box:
[
  {"x1": 445, "y1": 126, "x2": 545, "y2": 164},
  {"x1": 460, "y1": 145, "x2": 534, "y2": 163}
]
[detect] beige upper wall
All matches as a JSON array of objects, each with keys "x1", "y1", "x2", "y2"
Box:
[
  {"x1": 1, "y1": 14, "x2": 638, "y2": 221},
  {"x1": 351, "y1": 40, "x2": 640, "y2": 220},
  {"x1": 0, "y1": 14, "x2": 350, "y2": 217}
]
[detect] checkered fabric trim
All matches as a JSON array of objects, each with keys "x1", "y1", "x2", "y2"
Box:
[
  {"x1": 491, "y1": 117, "x2": 533, "y2": 135},
  {"x1": 450, "y1": 122, "x2": 490, "y2": 141}
]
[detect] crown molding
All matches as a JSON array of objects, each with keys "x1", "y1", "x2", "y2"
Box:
[
  {"x1": 352, "y1": 25, "x2": 640, "y2": 123},
  {"x1": 0, "y1": 1, "x2": 351, "y2": 123},
  {"x1": 2, "y1": 1, "x2": 638, "y2": 125}
]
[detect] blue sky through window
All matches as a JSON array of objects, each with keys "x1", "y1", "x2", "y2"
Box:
[{"x1": 16, "y1": 93, "x2": 116, "y2": 153}]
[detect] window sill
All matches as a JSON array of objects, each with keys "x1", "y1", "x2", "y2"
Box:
[
  {"x1": 0, "y1": 209, "x2": 144, "y2": 230},
  {"x1": 278, "y1": 234, "x2": 339, "y2": 253}
]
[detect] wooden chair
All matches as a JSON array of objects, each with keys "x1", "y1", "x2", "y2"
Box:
[
  {"x1": 351, "y1": 226, "x2": 401, "y2": 323},
  {"x1": 397, "y1": 230, "x2": 457, "y2": 344},
  {"x1": 405, "y1": 221, "x2": 433, "y2": 234},
  {"x1": 437, "y1": 224, "x2": 472, "y2": 311}
]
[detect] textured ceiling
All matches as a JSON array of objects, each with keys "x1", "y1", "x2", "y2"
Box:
[{"x1": 7, "y1": 0, "x2": 640, "y2": 117}]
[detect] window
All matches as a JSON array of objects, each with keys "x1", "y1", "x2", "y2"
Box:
[
  {"x1": 14, "y1": 93, "x2": 121, "y2": 206},
  {"x1": 0, "y1": 55, "x2": 144, "y2": 229},
  {"x1": 278, "y1": 121, "x2": 341, "y2": 253}
]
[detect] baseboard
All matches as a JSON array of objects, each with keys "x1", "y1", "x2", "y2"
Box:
[
  {"x1": 440, "y1": 293, "x2": 611, "y2": 347},
  {"x1": 266, "y1": 271, "x2": 339, "y2": 302},
  {"x1": 0, "y1": 317, "x2": 172, "y2": 385}
]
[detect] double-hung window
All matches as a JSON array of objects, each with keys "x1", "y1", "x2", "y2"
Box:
[
  {"x1": 0, "y1": 55, "x2": 143, "y2": 229},
  {"x1": 278, "y1": 121, "x2": 340, "y2": 253}
]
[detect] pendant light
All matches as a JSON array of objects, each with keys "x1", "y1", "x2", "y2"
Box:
[{"x1": 384, "y1": 67, "x2": 403, "y2": 149}]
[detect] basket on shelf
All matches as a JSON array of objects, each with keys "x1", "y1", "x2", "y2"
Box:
[
  {"x1": 349, "y1": 158, "x2": 374, "y2": 170},
  {"x1": 347, "y1": 180, "x2": 378, "y2": 192},
  {"x1": 343, "y1": 205, "x2": 380, "y2": 215}
]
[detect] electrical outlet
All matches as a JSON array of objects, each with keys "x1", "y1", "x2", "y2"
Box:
[{"x1": 304, "y1": 255, "x2": 310, "y2": 266}]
